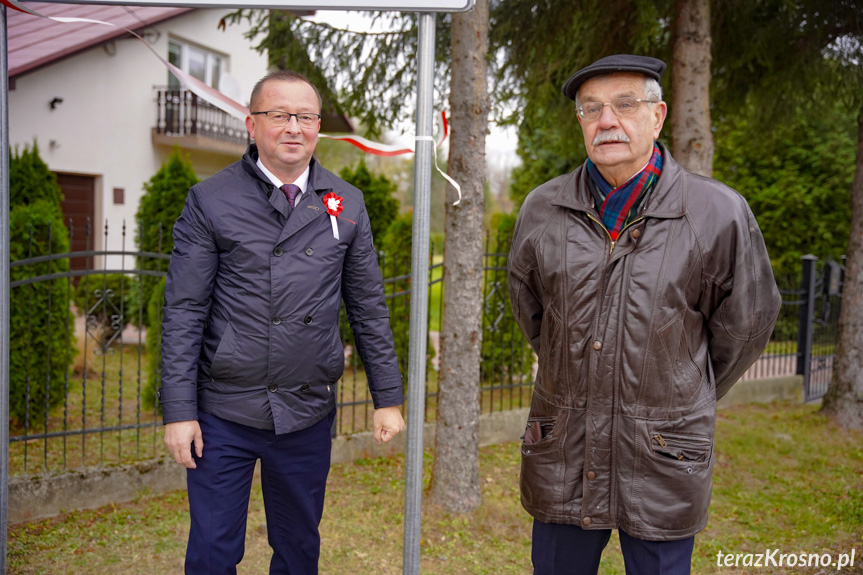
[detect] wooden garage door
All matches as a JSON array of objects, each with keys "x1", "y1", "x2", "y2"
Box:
[{"x1": 56, "y1": 173, "x2": 95, "y2": 271}]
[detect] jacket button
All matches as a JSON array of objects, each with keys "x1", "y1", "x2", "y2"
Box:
[
  {"x1": 587, "y1": 471, "x2": 596, "y2": 480},
  {"x1": 272, "y1": 316, "x2": 281, "y2": 325},
  {"x1": 305, "y1": 247, "x2": 314, "y2": 256},
  {"x1": 632, "y1": 228, "x2": 641, "y2": 239},
  {"x1": 582, "y1": 517, "x2": 592, "y2": 527},
  {"x1": 273, "y1": 247, "x2": 283, "y2": 256},
  {"x1": 268, "y1": 384, "x2": 277, "y2": 392},
  {"x1": 304, "y1": 315, "x2": 313, "y2": 324},
  {"x1": 592, "y1": 341, "x2": 602, "y2": 351},
  {"x1": 300, "y1": 384, "x2": 310, "y2": 392}
]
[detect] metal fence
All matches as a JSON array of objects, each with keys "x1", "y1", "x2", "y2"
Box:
[
  {"x1": 796, "y1": 256, "x2": 843, "y2": 401},
  {"x1": 154, "y1": 87, "x2": 249, "y2": 146},
  {"x1": 732, "y1": 256, "x2": 841, "y2": 402},
  {"x1": 739, "y1": 271, "x2": 801, "y2": 382},
  {"x1": 7, "y1": 222, "x2": 534, "y2": 475},
  {"x1": 9, "y1": 220, "x2": 168, "y2": 476},
  {"x1": 7, "y1": 219, "x2": 842, "y2": 476}
]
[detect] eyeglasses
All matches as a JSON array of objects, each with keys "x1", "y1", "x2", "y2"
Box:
[
  {"x1": 577, "y1": 98, "x2": 658, "y2": 122},
  {"x1": 250, "y1": 111, "x2": 321, "y2": 128}
]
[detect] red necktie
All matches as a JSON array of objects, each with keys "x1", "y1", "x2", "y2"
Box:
[{"x1": 281, "y1": 184, "x2": 300, "y2": 208}]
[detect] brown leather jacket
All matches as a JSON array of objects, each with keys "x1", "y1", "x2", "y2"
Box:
[{"x1": 508, "y1": 145, "x2": 781, "y2": 540}]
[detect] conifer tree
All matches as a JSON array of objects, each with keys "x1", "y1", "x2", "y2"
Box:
[
  {"x1": 135, "y1": 147, "x2": 199, "y2": 270},
  {"x1": 9, "y1": 142, "x2": 75, "y2": 424},
  {"x1": 136, "y1": 148, "x2": 198, "y2": 409}
]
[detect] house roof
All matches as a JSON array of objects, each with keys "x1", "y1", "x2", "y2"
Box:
[
  {"x1": 7, "y1": 2, "x2": 193, "y2": 78},
  {"x1": 7, "y1": 3, "x2": 353, "y2": 132}
]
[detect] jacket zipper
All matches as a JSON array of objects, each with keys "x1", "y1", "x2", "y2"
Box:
[
  {"x1": 585, "y1": 215, "x2": 645, "y2": 254},
  {"x1": 581, "y1": 210, "x2": 618, "y2": 521},
  {"x1": 586, "y1": 213, "x2": 615, "y2": 254},
  {"x1": 583, "y1": 210, "x2": 644, "y2": 521}
]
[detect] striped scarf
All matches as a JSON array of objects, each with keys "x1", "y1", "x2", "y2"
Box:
[{"x1": 587, "y1": 143, "x2": 663, "y2": 241}]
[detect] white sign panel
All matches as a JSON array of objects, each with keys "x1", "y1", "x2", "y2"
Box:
[{"x1": 33, "y1": 0, "x2": 474, "y2": 10}]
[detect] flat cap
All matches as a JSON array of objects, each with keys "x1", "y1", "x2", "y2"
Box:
[{"x1": 562, "y1": 54, "x2": 666, "y2": 101}]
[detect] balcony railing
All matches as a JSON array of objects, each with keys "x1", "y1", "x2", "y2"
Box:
[{"x1": 154, "y1": 87, "x2": 249, "y2": 149}]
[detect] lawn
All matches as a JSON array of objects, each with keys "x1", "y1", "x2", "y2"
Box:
[
  {"x1": 8, "y1": 402, "x2": 863, "y2": 574},
  {"x1": 10, "y1": 336, "x2": 534, "y2": 475},
  {"x1": 8, "y1": 341, "x2": 163, "y2": 476}
]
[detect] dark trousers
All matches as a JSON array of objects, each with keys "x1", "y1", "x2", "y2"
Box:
[
  {"x1": 532, "y1": 519, "x2": 695, "y2": 575},
  {"x1": 185, "y1": 410, "x2": 335, "y2": 575}
]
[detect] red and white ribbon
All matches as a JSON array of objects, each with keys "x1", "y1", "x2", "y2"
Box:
[
  {"x1": 417, "y1": 132, "x2": 462, "y2": 206},
  {"x1": 321, "y1": 113, "x2": 460, "y2": 205},
  {"x1": 320, "y1": 112, "x2": 460, "y2": 205},
  {"x1": 320, "y1": 110, "x2": 448, "y2": 154},
  {"x1": 6, "y1": 0, "x2": 461, "y2": 203}
]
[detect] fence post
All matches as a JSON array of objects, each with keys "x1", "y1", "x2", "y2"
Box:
[
  {"x1": 1, "y1": 6, "x2": 10, "y2": 571},
  {"x1": 839, "y1": 254, "x2": 846, "y2": 299},
  {"x1": 796, "y1": 255, "x2": 818, "y2": 383}
]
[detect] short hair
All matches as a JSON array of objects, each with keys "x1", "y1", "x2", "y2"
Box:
[
  {"x1": 575, "y1": 76, "x2": 664, "y2": 108},
  {"x1": 643, "y1": 77, "x2": 663, "y2": 102},
  {"x1": 249, "y1": 70, "x2": 322, "y2": 112}
]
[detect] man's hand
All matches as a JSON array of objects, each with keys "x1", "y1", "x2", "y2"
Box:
[
  {"x1": 164, "y1": 420, "x2": 204, "y2": 469},
  {"x1": 373, "y1": 406, "x2": 405, "y2": 445}
]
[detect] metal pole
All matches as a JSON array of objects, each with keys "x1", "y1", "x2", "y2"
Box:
[
  {"x1": 1, "y1": 5, "x2": 11, "y2": 573},
  {"x1": 797, "y1": 255, "x2": 817, "y2": 399},
  {"x1": 403, "y1": 11, "x2": 434, "y2": 575}
]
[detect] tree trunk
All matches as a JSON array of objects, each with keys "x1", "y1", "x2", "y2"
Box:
[
  {"x1": 429, "y1": 0, "x2": 489, "y2": 512},
  {"x1": 671, "y1": 0, "x2": 713, "y2": 176},
  {"x1": 822, "y1": 113, "x2": 863, "y2": 429}
]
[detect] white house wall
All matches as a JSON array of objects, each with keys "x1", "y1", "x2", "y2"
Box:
[{"x1": 9, "y1": 9, "x2": 268, "y2": 267}]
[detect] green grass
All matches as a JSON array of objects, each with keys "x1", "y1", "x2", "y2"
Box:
[
  {"x1": 11, "y1": 334, "x2": 534, "y2": 475},
  {"x1": 763, "y1": 340, "x2": 835, "y2": 357},
  {"x1": 9, "y1": 342, "x2": 161, "y2": 476},
  {"x1": 698, "y1": 405, "x2": 863, "y2": 566},
  {"x1": 8, "y1": 402, "x2": 863, "y2": 574}
]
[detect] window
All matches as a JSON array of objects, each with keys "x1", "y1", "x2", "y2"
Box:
[{"x1": 168, "y1": 39, "x2": 225, "y2": 89}]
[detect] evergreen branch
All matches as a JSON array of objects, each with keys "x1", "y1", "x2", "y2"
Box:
[{"x1": 294, "y1": 15, "x2": 410, "y2": 38}]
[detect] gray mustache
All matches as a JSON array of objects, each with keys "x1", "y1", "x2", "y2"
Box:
[{"x1": 593, "y1": 131, "x2": 631, "y2": 145}]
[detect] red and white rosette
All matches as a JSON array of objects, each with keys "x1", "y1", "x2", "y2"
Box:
[{"x1": 322, "y1": 192, "x2": 344, "y2": 240}]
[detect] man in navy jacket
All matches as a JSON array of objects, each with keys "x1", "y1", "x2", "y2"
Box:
[{"x1": 160, "y1": 70, "x2": 405, "y2": 575}]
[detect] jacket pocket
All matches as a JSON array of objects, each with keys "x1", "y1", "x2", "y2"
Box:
[
  {"x1": 632, "y1": 422, "x2": 714, "y2": 532},
  {"x1": 327, "y1": 324, "x2": 344, "y2": 382},
  {"x1": 647, "y1": 312, "x2": 704, "y2": 408},
  {"x1": 520, "y1": 391, "x2": 572, "y2": 516},
  {"x1": 520, "y1": 423, "x2": 565, "y2": 513},
  {"x1": 536, "y1": 305, "x2": 565, "y2": 400},
  {"x1": 288, "y1": 382, "x2": 337, "y2": 425},
  {"x1": 209, "y1": 322, "x2": 237, "y2": 381},
  {"x1": 522, "y1": 416, "x2": 556, "y2": 446},
  {"x1": 650, "y1": 431, "x2": 711, "y2": 463}
]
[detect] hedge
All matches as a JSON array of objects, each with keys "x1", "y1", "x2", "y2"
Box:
[{"x1": 9, "y1": 202, "x2": 76, "y2": 425}]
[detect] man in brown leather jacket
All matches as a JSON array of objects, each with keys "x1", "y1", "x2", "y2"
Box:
[{"x1": 508, "y1": 55, "x2": 781, "y2": 575}]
